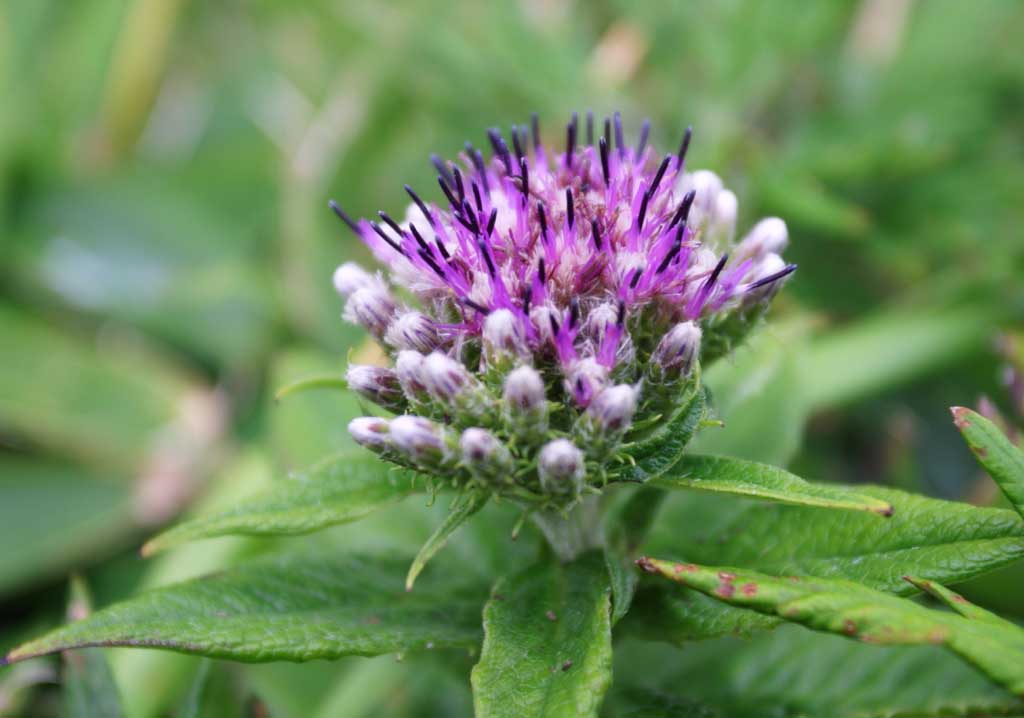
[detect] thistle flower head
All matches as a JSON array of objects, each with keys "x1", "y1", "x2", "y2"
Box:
[{"x1": 333, "y1": 113, "x2": 794, "y2": 507}]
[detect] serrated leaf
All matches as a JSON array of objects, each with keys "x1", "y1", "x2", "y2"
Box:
[
  {"x1": 646, "y1": 486, "x2": 1024, "y2": 594},
  {"x1": 617, "y1": 381, "x2": 707, "y2": 482},
  {"x1": 649, "y1": 455, "x2": 894, "y2": 515},
  {"x1": 5, "y1": 551, "x2": 487, "y2": 664},
  {"x1": 406, "y1": 489, "x2": 488, "y2": 591},
  {"x1": 471, "y1": 552, "x2": 613, "y2": 718},
  {"x1": 142, "y1": 452, "x2": 415, "y2": 555},
  {"x1": 638, "y1": 558, "x2": 1024, "y2": 697},
  {"x1": 953, "y1": 406, "x2": 1024, "y2": 518}
]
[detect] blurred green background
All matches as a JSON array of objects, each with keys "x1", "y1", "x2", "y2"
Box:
[{"x1": 2, "y1": 0, "x2": 1023, "y2": 715}]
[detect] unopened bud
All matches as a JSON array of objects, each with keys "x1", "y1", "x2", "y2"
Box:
[
  {"x1": 459, "y1": 427, "x2": 512, "y2": 481},
  {"x1": 348, "y1": 416, "x2": 391, "y2": 451},
  {"x1": 422, "y1": 351, "x2": 472, "y2": 403},
  {"x1": 653, "y1": 322, "x2": 702, "y2": 378},
  {"x1": 735, "y1": 218, "x2": 788, "y2": 262},
  {"x1": 587, "y1": 384, "x2": 638, "y2": 435},
  {"x1": 343, "y1": 286, "x2": 396, "y2": 338},
  {"x1": 389, "y1": 415, "x2": 448, "y2": 464},
  {"x1": 503, "y1": 365, "x2": 548, "y2": 441},
  {"x1": 678, "y1": 170, "x2": 724, "y2": 231},
  {"x1": 346, "y1": 365, "x2": 405, "y2": 412},
  {"x1": 483, "y1": 309, "x2": 527, "y2": 364},
  {"x1": 385, "y1": 311, "x2": 440, "y2": 353},
  {"x1": 333, "y1": 262, "x2": 378, "y2": 297},
  {"x1": 538, "y1": 439, "x2": 585, "y2": 496},
  {"x1": 743, "y1": 253, "x2": 790, "y2": 304},
  {"x1": 395, "y1": 350, "x2": 428, "y2": 400},
  {"x1": 564, "y1": 357, "x2": 609, "y2": 407},
  {"x1": 709, "y1": 189, "x2": 737, "y2": 245}
]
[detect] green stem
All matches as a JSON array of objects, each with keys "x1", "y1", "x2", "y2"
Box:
[{"x1": 530, "y1": 496, "x2": 603, "y2": 562}]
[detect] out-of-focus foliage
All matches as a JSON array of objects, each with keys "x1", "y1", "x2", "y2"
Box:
[{"x1": 1, "y1": 0, "x2": 1022, "y2": 715}]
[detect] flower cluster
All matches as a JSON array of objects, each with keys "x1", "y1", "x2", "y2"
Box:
[{"x1": 332, "y1": 112, "x2": 794, "y2": 508}]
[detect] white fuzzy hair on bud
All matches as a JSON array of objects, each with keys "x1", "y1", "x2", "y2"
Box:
[
  {"x1": 538, "y1": 439, "x2": 585, "y2": 495},
  {"x1": 710, "y1": 189, "x2": 738, "y2": 245},
  {"x1": 345, "y1": 365, "x2": 404, "y2": 411},
  {"x1": 587, "y1": 384, "x2": 638, "y2": 434},
  {"x1": 459, "y1": 427, "x2": 512, "y2": 480},
  {"x1": 343, "y1": 286, "x2": 396, "y2": 338},
  {"x1": 423, "y1": 351, "x2": 471, "y2": 402},
  {"x1": 394, "y1": 350, "x2": 428, "y2": 398},
  {"x1": 483, "y1": 309, "x2": 527, "y2": 363},
  {"x1": 332, "y1": 262, "x2": 379, "y2": 297},
  {"x1": 504, "y1": 365, "x2": 546, "y2": 410},
  {"x1": 348, "y1": 416, "x2": 391, "y2": 451},
  {"x1": 735, "y1": 218, "x2": 789, "y2": 262},
  {"x1": 565, "y1": 357, "x2": 609, "y2": 407},
  {"x1": 679, "y1": 170, "x2": 725, "y2": 231},
  {"x1": 385, "y1": 311, "x2": 439, "y2": 353},
  {"x1": 389, "y1": 415, "x2": 445, "y2": 462},
  {"x1": 653, "y1": 322, "x2": 702, "y2": 377}
]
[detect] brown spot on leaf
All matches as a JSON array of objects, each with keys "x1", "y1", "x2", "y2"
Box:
[
  {"x1": 561, "y1": 660, "x2": 573, "y2": 671},
  {"x1": 740, "y1": 582, "x2": 758, "y2": 596},
  {"x1": 951, "y1": 406, "x2": 972, "y2": 429},
  {"x1": 843, "y1": 619, "x2": 857, "y2": 636},
  {"x1": 635, "y1": 557, "x2": 658, "y2": 574},
  {"x1": 717, "y1": 571, "x2": 737, "y2": 581},
  {"x1": 545, "y1": 610, "x2": 558, "y2": 621},
  {"x1": 952, "y1": 594, "x2": 968, "y2": 604},
  {"x1": 717, "y1": 582, "x2": 735, "y2": 599}
]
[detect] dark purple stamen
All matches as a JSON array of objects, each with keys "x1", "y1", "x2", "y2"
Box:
[
  {"x1": 649, "y1": 155, "x2": 671, "y2": 198},
  {"x1": 569, "y1": 297, "x2": 580, "y2": 328},
  {"x1": 629, "y1": 266, "x2": 644, "y2": 289},
  {"x1": 478, "y1": 239, "x2": 497, "y2": 277},
  {"x1": 614, "y1": 111, "x2": 625, "y2": 158},
  {"x1": 616, "y1": 300, "x2": 626, "y2": 326},
  {"x1": 538, "y1": 257, "x2": 547, "y2": 284},
  {"x1": 656, "y1": 225, "x2": 685, "y2": 273},
  {"x1": 409, "y1": 223, "x2": 430, "y2": 252},
  {"x1": 585, "y1": 111, "x2": 594, "y2": 145},
  {"x1": 747, "y1": 264, "x2": 798, "y2": 291},
  {"x1": 462, "y1": 298, "x2": 489, "y2": 315},
  {"x1": 522, "y1": 284, "x2": 533, "y2": 314},
  {"x1": 677, "y1": 125, "x2": 693, "y2": 166},
  {"x1": 418, "y1": 248, "x2": 445, "y2": 278},
  {"x1": 565, "y1": 115, "x2": 578, "y2": 169},
  {"x1": 438, "y1": 176, "x2": 460, "y2": 208},
  {"x1": 469, "y1": 147, "x2": 489, "y2": 193},
  {"x1": 549, "y1": 313, "x2": 561, "y2": 335},
  {"x1": 530, "y1": 112, "x2": 541, "y2": 151},
  {"x1": 461, "y1": 199, "x2": 480, "y2": 234},
  {"x1": 519, "y1": 156, "x2": 530, "y2": 198},
  {"x1": 565, "y1": 188, "x2": 574, "y2": 229},
  {"x1": 537, "y1": 202, "x2": 549, "y2": 242},
  {"x1": 668, "y1": 189, "x2": 697, "y2": 229},
  {"x1": 435, "y1": 237, "x2": 450, "y2": 259},
  {"x1": 636, "y1": 120, "x2": 651, "y2": 156},
  {"x1": 370, "y1": 221, "x2": 403, "y2": 253},
  {"x1": 328, "y1": 200, "x2": 360, "y2": 235},
  {"x1": 432, "y1": 154, "x2": 454, "y2": 187},
  {"x1": 637, "y1": 190, "x2": 651, "y2": 232},
  {"x1": 599, "y1": 137, "x2": 610, "y2": 186},
  {"x1": 708, "y1": 254, "x2": 728, "y2": 287},
  {"x1": 471, "y1": 182, "x2": 484, "y2": 213},
  {"x1": 511, "y1": 125, "x2": 525, "y2": 161},
  {"x1": 590, "y1": 219, "x2": 602, "y2": 250},
  {"x1": 487, "y1": 128, "x2": 512, "y2": 174},
  {"x1": 603, "y1": 117, "x2": 611, "y2": 148},
  {"x1": 452, "y1": 166, "x2": 465, "y2": 201},
  {"x1": 404, "y1": 185, "x2": 435, "y2": 227},
  {"x1": 378, "y1": 211, "x2": 404, "y2": 238},
  {"x1": 486, "y1": 207, "x2": 498, "y2": 236}
]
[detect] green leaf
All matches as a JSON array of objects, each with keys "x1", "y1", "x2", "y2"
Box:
[
  {"x1": 142, "y1": 452, "x2": 416, "y2": 555},
  {"x1": 953, "y1": 406, "x2": 1024, "y2": 518},
  {"x1": 646, "y1": 486, "x2": 1024, "y2": 594},
  {"x1": 616, "y1": 380, "x2": 707, "y2": 482},
  {"x1": 406, "y1": 489, "x2": 489, "y2": 591},
  {"x1": 471, "y1": 552, "x2": 613, "y2": 718},
  {"x1": 649, "y1": 455, "x2": 894, "y2": 516},
  {"x1": 6, "y1": 551, "x2": 487, "y2": 664},
  {"x1": 61, "y1": 576, "x2": 123, "y2": 718},
  {"x1": 638, "y1": 558, "x2": 1024, "y2": 697},
  {"x1": 608, "y1": 624, "x2": 1021, "y2": 717}
]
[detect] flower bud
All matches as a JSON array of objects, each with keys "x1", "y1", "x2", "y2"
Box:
[
  {"x1": 385, "y1": 311, "x2": 440, "y2": 353},
  {"x1": 346, "y1": 365, "x2": 405, "y2": 412},
  {"x1": 678, "y1": 170, "x2": 724, "y2": 231},
  {"x1": 422, "y1": 351, "x2": 472, "y2": 403},
  {"x1": 333, "y1": 262, "x2": 378, "y2": 297},
  {"x1": 348, "y1": 416, "x2": 391, "y2": 451},
  {"x1": 538, "y1": 439, "x2": 585, "y2": 496},
  {"x1": 653, "y1": 322, "x2": 702, "y2": 378},
  {"x1": 735, "y1": 218, "x2": 788, "y2": 262},
  {"x1": 483, "y1": 309, "x2": 527, "y2": 365},
  {"x1": 389, "y1": 415, "x2": 448, "y2": 464},
  {"x1": 743, "y1": 253, "x2": 790, "y2": 304},
  {"x1": 459, "y1": 427, "x2": 512, "y2": 482},
  {"x1": 587, "y1": 384, "x2": 638, "y2": 435},
  {"x1": 709, "y1": 189, "x2": 738, "y2": 245},
  {"x1": 564, "y1": 357, "x2": 609, "y2": 407},
  {"x1": 343, "y1": 286, "x2": 396, "y2": 339},
  {"x1": 395, "y1": 350, "x2": 429, "y2": 400}
]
